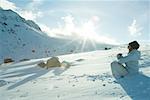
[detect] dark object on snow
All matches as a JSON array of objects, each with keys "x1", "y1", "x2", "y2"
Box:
[
  {"x1": 38, "y1": 57, "x2": 61, "y2": 69},
  {"x1": 70, "y1": 50, "x2": 74, "y2": 53},
  {"x1": 120, "y1": 76, "x2": 124, "y2": 78},
  {"x1": 46, "y1": 57, "x2": 61, "y2": 68},
  {"x1": 129, "y1": 41, "x2": 140, "y2": 50},
  {"x1": 103, "y1": 84, "x2": 106, "y2": 86},
  {"x1": 4, "y1": 58, "x2": 14, "y2": 63},
  {"x1": 104, "y1": 47, "x2": 111, "y2": 50},
  {"x1": 75, "y1": 58, "x2": 84, "y2": 62},
  {"x1": 32, "y1": 49, "x2": 35, "y2": 53},
  {"x1": 38, "y1": 62, "x2": 46, "y2": 68},
  {"x1": 38, "y1": 57, "x2": 71, "y2": 69},
  {"x1": 19, "y1": 59, "x2": 30, "y2": 62},
  {"x1": 2, "y1": 22, "x2": 7, "y2": 26}
]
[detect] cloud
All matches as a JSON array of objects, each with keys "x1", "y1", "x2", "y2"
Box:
[
  {"x1": 39, "y1": 15, "x2": 117, "y2": 44},
  {"x1": 0, "y1": 0, "x2": 43, "y2": 21},
  {"x1": 19, "y1": 10, "x2": 43, "y2": 20},
  {"x1": 18, "y1": 0, "x2": 44, "y2": 21},
  {"x1": 39, "y1": 24, "x2": 60, "y2": 37},
  {"x1": 0, "y1": 0, "x2": 18, "y2": 10},
  {"x1": 128, "y1": 19, "x2": 143, "y2": 36},
  {"x1": 28, "y1": 0, "x2": 44, "y2": 10},
  {"x1": 61, "y1": 15, "x2": 76, "y2": 36}
]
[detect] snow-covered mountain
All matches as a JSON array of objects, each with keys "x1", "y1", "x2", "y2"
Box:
[
  {"x1": 0, "y1": 45, "x2": 149, "y2": 100},
  {"x1": 0, "y1": 8, "x2": 114, "y2": 63}
]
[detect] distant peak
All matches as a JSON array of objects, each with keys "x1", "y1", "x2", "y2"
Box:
[{"x1": 0, "y1": 9, "x2": 41, "y2": 31}]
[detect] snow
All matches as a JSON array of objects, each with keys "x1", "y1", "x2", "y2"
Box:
[{"x1": 0, "y1": 45, "x2": 150, "y2": 100}]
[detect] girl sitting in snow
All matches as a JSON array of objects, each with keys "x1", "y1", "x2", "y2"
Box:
[{"x1": 111, "y1": 41, "x2": 141, "y2": 78}]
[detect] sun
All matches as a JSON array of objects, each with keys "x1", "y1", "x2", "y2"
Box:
[
  {"x1": 77, "y1": 18, "x2": 100, "y2": 41},
  {"x1": 75, "y1": 26, "x2": 99, "y2": 51}
]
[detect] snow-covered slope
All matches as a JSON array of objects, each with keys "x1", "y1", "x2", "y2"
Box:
[
  {"x1": 0, "y1": 8, "x2": 114, "y2": 63},
  {"x1": 0, "y1": 45, "x2": 149, "y2": 100}
]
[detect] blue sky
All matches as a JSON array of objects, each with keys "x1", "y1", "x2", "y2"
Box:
[{"x1": 0, "y1": 0, "x2": 149, "y2": 44}]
